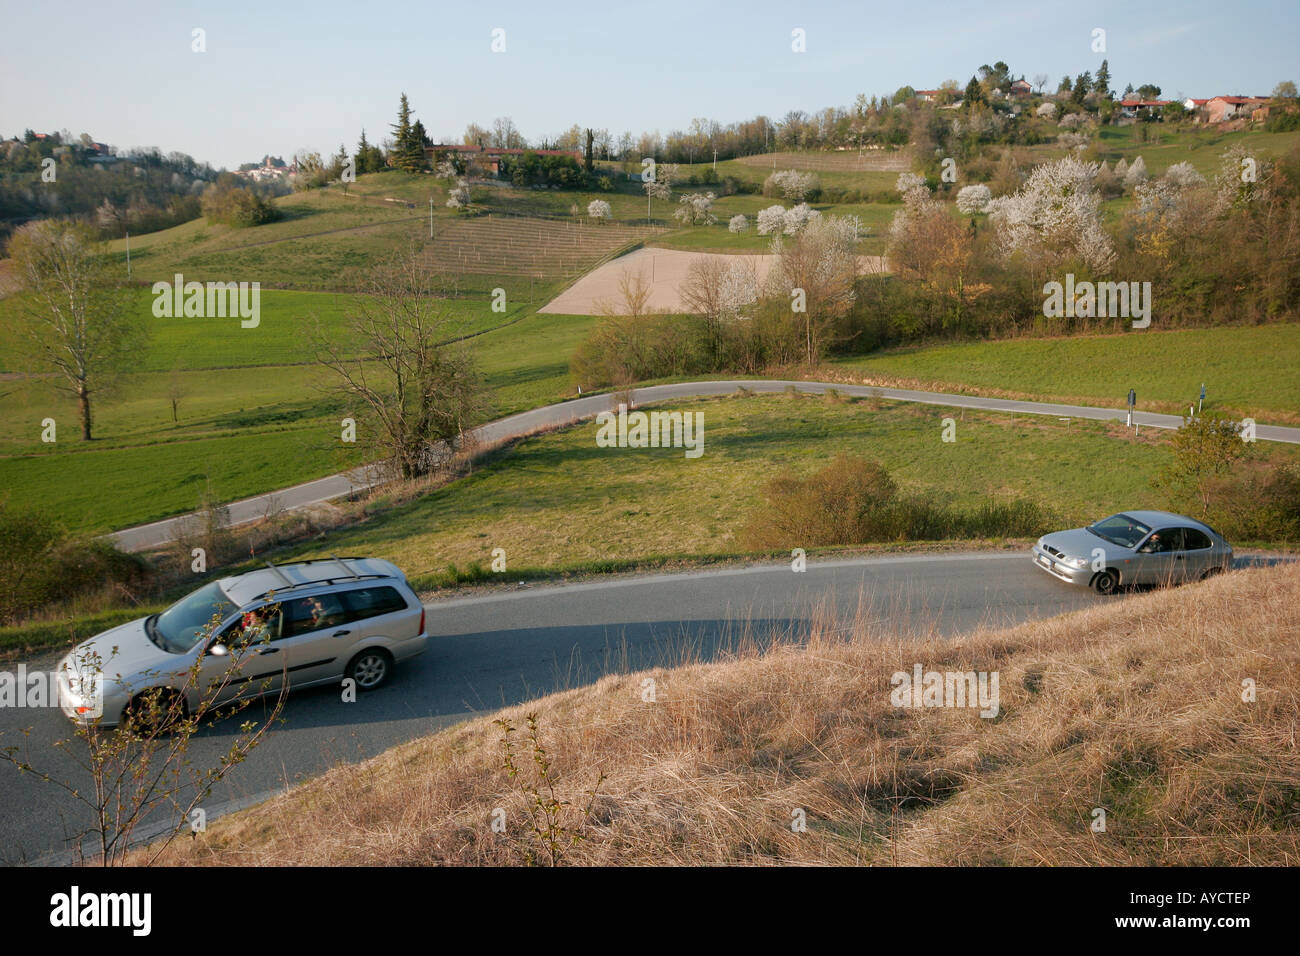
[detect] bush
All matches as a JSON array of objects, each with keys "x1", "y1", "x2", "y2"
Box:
[
  {"x1": 0, "y1": 499, "x2": 148, "y2": 624},
  {"x1": 741, "y1": 455, "x2": 1055, "y2": 550},
  {"x1": 200, "y1": 180, "x2": 280, "y2": 227}
]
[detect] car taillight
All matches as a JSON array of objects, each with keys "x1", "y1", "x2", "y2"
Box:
[{"x1": 418, "y1": 608, "x2": 425, "y2": 635}]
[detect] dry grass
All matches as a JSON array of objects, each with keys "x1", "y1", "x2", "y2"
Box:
[{"x1": 145, "y1": 563, "x2": 1300, "y2": 866}]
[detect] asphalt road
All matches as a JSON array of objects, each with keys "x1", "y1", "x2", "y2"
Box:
[
  {"x1": 107, "y1": 380, "x2": 1300, "y2": 552},
  {"x1": 0, "y1": 549, "x2": 1175, "y2": 864}
]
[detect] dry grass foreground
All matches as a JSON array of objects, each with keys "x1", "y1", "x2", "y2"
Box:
[{"x1": 146, "y1": 563, "x2": 1300, "y2": 866}]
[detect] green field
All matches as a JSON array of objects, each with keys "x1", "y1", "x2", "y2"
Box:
[
  {"x1": 831, "y1": 324, "x2": 1300, "y2": 424},
  {"x1": 267, "y1": 392, "x2": 1300, "y2": 583}
]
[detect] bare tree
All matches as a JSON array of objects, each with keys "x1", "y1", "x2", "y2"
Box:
[
  {"x1": 165, "y1": 365, "x2": 189, "y2": 423},
  {"x1": 314, "y1": 248, "x2": 488, "y2": 480},
  {"x1": 8, "y1": 220, "x2": 145, "y2": 440},
  {"x1": 766, "y1": 216, "x2": 859, "y2": 367},
  {"x1": 0, "y1": 612, "x2": 285, "y2": 865}
]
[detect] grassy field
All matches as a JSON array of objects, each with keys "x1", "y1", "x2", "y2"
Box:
[
  {"x1": 831, "y1": 324, "x2": 1300, "y2": 424},
  {"x1": 0, "y1": 302, "x2": 596, "y2": 531},
  {"x1": 142, "y1": 560, "x2": 1300, "y2": 866},
  {"x1": 267, "y1": 392, "x2": 1300, "y2": 585}
]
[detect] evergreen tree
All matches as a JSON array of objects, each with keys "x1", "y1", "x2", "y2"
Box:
[
  {"x1": 964, "y1": 76, "x2": 986, "y2": 107},
  {"x1": 1095, "y1": 60, "x2": 1111, "y2": 99},
  {"x1": 390, "y1": 93, "x2": 426, "y2": 172}
]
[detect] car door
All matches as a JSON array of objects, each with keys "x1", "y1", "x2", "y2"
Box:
[
  {"x1": 274, "y1": 592, "x2": 355, "y2": 688},
  {"x1": 1134, "y1": 528, "x2": 1182, "y2": 584},
  {"x1": 205, "y1": 605, "x2": 288, "y2": 705},
  {"x1": 1176, "y1": 527, "x2": 1214, "y2": 580}
]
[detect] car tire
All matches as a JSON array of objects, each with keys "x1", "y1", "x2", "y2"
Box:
[
  {"x1": 1092, "y1": 570, "x2": 1120, "y2": 595},
  {"x1": 123, "y1": 688, "x2": 188, "y2": 734},
  {"x1": 1200, "y1": 565, "x2": 1225, "y2": 581},
  {"x1": 345, "y1": 649, "x2": 392, "y2": 691}
]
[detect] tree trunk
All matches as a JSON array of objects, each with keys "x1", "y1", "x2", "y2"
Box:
[{"x1": 78, "y1": 383, "x2": 92, "y2": 441}]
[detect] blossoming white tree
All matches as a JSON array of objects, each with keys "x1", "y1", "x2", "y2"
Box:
[
  {"x1": 766, "y1": 215, "x2": 860, "y2": 365},
  {"x1": 765, "y1": 169, "x2": 820, "y2": 202},
  {"x1": 988, "y1": 155, "x2": 1115, "y2": 271},
  {"x1": 783, "y1": 203, "x2": 819, "y2": 235},
  {"x1": 728, "y1": 214, "x2": 749, "y2": 233},
  {"x1": 673, "y1": 191, "x2": 718, "y2": 226},
  {"x1": 756, "y1": 204, "x2": 787, "y2": 236},
  {"x1": 896, "y1": 172, "x2": 927, "y2": 194},
  {"x1": 1123, "y1": 155, "x2": 1148, "y2": 189},
  {"x1": 445, "y1": 180, "x2": 471, "y2": 211},
  {"x1": 955, "y1": 184, "x2": 993, "y2": 215},
  {"x1": 587, "y1": 199, "x2": 612, "y2": 222},
  {"x1": 1036, "y1": 101, "x2": 1058, "y2": 118}
]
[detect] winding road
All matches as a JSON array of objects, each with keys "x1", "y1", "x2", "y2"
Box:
[
  {"x1": 107, "y1": 380, "x2": 1300, "y2": 553},
  {"x1": 1, "y1": 551, "x2": 1114, "y2": 863}
]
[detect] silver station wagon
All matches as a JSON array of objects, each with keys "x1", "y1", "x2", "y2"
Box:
[
  {"x1": 57, "y1": 557, "x2": 428, "y2": 727},
  {"x1": 1032, "y1": 510, "x2": 1233, "y2": 595}
]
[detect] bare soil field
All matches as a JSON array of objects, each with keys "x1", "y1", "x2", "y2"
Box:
[{"x1": 539, "y1": 247, "x2": 888, "y2": 315}]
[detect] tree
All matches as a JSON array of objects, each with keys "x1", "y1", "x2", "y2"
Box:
[
  {"x1": 955, "y1": 184, "x2": 992, "y2": 214},
  {"x1": 315, "y1": 247, "x2": 488, "y2": 480},
  {"x1": 766, "y1": 215, "x2": 859, "y2": 366},
  {"x1": 756, "y1": 204, "x2": 787, "y2": 236},
  {"x1": 673, "y1": 191, "x2": 717, "y2": 226},
  {"x1": 0, "y1": 607, "x2": 285, "y2": 864},
  {"x1": 988, "y1": 156, "x2": 1114, "y2": 272},
  {"x1": 587, "y1": 199, "x2": 612, "y2": 221},
  {"x1": 728, "y1": 214, "x2": 749, "y2": 233},
  {"x1": 8, "y1": 221, "x2": 145, "y2": 440},
  {"x1": 1095, "y1": 60, "x2": 1111, "y2": 100},
  {"x1": 964, "y1": 76, "x2": 987, "y2": 108},
  {"x1": 165, "y1": 365, "x2": 189, "y2": 422},
  {"x1": 1123, "y1": 155, "x2": 1148, "y2": 189},
  {"x1": 584, "y1": 128, "x2": 594, "y2": 172},
  {"x1": 1033, "y1": 73, "x2": 1049, "y2": 95},
  {"x1": 1153, "y1": 413, "x2": 1252, "y2": 516},
  {"x1": 1136, "y1": 84, "x2": 1162, "y2": 100},
  {"x1": 390, "y1": 93, "x2": 426, "y2": 172},
  {"x1": 1273, "y1": 81, "x2": 1298, "y2": 100}
]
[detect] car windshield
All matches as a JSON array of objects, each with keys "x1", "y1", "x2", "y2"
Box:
[
  {"x1": 149, "y1": 581, "x2": 237, "y2": 653},
  {"x1": 1087, "y1": 513, "x2": 1153, "y2": 550}
]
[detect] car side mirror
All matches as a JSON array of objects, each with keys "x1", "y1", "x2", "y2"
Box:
[{"x1": 207, "y1": 642, "x2": 229, "y2": 657}]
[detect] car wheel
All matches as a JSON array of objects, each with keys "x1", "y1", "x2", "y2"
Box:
[
  {"x1": 1200, "y1": 565, "x2": 1225, "y2": 581},
  {"x1": 1092, "y1": 570, "x2": 1120, "y2": 595},
  {"x1": 346, "y1": 649, "x2": 392, "y2": 691},
  {"x1": 123, "y1": 688, "x2": 188, "y2": 734}
]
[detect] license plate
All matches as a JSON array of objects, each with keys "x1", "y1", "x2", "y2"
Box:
[{"x1": 1037, "y1": 555, "x2": 1050, "y2": 569}]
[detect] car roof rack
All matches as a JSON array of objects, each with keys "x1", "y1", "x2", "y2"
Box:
[{"x1": 248, "y1": 556, "x2": 391, "y2": 602}]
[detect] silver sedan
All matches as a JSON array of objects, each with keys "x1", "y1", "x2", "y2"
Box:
[{"x1": 1031, "y1": 510, "x2": 1233, "y2": 595}]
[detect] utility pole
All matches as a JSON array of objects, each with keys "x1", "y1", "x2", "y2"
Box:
[
  {"x1": 125, "y1": 231, "x2": 131, "y2": 279},
  {"x1": 713, "y1": 148, "x2": 717, "y2": 171}
]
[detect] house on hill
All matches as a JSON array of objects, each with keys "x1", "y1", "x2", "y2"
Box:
[
  {"x1": 1118, "y1": 98, "x2": 1171, "y2": 119},
  {"x1": 1206, "y1": 96, "x2": 1270, "y2": 124},
  {"x1": 1010, "y1": 78, "x2": 1032, "y2": 97}
]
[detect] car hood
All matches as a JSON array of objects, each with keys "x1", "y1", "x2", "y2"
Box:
[
  {"x1": 1038, "y1": 527, "x2": 1126, "y2": 559},
  {"x1": 61, "y1": 617, "x2": 183, "y2": 691}
]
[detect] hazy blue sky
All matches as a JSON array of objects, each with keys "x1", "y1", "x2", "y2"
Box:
[{"x1": 2, "y1": 0, "x2": 1296, "y2": 169}]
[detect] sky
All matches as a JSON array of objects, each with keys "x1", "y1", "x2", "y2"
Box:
[{"x1": 2, "y1": 0, "x2": 1297, "y2": 170}]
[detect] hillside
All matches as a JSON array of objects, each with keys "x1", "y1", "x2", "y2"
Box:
[{"x1": 143, "y1": 560, "x2": 1300, "y2": 866}]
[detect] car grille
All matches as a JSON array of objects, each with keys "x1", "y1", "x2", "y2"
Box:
[{"x1": 1045, "y1": 545, "x2": 1066, "y2": 559}]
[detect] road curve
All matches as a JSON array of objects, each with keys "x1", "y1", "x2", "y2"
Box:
[
  {"x1": 108, "y1": 380, "x2": 1300, "y2": 552},
  {"x1": 4, "y1": 550, "x2": 1120, "y2": 863}
]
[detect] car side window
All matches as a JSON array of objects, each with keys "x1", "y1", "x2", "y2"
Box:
[
  {"x1": 341, "y1": 586, "x2": 409, "y2": 622},
  {"x1": 1141, "y1": 529, "x2": 1182, "y2": 553},
  {"x1": 282, "y1": 593, "x2": 349, "y2": 637},
  {"x1": 220, "y1": 606, "x2": 282, "y2": 646},
  {"x1": 1180, "y1": 528, "x2": 1212, "y2": 550}
]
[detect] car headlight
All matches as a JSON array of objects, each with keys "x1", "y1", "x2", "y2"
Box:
[{"x1": 1069, "y1": 556, "x2": 1090, "y2": 568}]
